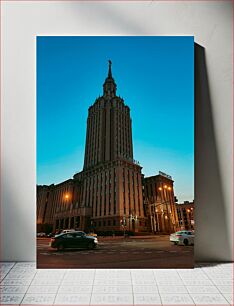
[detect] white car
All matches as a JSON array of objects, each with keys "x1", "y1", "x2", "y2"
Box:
[
  {"x1": 170, "y1": 230, "x2": 194, "y2": 246},
  {"x1": 37, "y1": 232, "x2": 46, "y2": 237},
  {"x1": 61, "y1": 229, "x2": 76, "y2": 234}
]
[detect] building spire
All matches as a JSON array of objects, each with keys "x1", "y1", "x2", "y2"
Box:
[
  {"x1": 103, "y1": 59, "x2": 116, "y2": 98},
  {"x1": 108, "y1": 60, "x2": 112, "y2": 78}
]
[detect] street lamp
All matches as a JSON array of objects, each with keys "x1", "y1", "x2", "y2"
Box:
[
  {"x1": 150, "y1": 203, "x2": 159, "y2": 233},
  {"x1": 121, "y1": 215, "x2": 127, "y2": 237},
  {"x1": 159, "y1": 186, "x2": 171, "y2": 232},
  {"x1": 128, "y1": 213, "x2": 138, "y2": 233},
  {"x1": 158, "y1": 185, "x2": 178, "y2": 233},
  {"x1": 149, "y1": 201, "x2": 170, "y2": 233}
]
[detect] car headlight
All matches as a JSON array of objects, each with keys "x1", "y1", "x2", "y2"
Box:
[{"x1": 94, "y1": 238, "x2": 98, "y2": 243}]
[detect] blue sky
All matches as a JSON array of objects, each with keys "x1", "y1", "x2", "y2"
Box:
[{"x1": 37, "y1": 36, "x2": 194, "y2": 202}]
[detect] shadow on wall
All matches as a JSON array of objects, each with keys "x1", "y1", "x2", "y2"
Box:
[
  {"x1": 63, "y1": 2, "x2": 233, "y2": 262},
  {"x1": 1, "y1": 166, "x2": 36, "y2": 261},
  {"x1": 195, "y1": 44, "x2": 232, "y2": 262},
  {"x1": 67, "y1": 2, "x2": 149, "y2": 35}
]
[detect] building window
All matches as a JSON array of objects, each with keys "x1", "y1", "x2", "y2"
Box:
[
  {"x1": 132, "y1": 173, "x2": 135, "y2": 211},
  {"x1": 123, "y1": 168, "x2": 126, "y2": 214},
  {"x1": 151, "y1": 184, "x2": 153, "y2": 196},
  {"x1": 95, "y1": 195, "x2": 98, "y2": 217},
  {"x1": 109, "y1": 198, "x2": 111, "y2": 215},
  {"x1": 99, "y1": 173, "x2": 102, "y2": 216},
  {"x1": 100, "y1": 195, "x2": 102, "y2": 216}
]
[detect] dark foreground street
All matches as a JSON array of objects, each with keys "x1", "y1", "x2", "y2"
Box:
[{"x1": 37, "y1": 235, "x2": 193, "y2": 269}]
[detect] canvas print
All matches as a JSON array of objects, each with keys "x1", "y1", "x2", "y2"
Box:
[{"x1": 37, "y1": 36, "x2": 194, "y2": 268}]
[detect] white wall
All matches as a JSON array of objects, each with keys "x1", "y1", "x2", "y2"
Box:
[{"x1": 1, "y1": 1, "x2": 233, "y2": 262}]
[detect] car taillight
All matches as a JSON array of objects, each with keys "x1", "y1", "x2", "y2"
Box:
[{"x1": 176, "y1": 235, "x2": 182, "y2": 237}]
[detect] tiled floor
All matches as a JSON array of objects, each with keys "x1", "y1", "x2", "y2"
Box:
[{"x1": 0, "y1": 262, "x2": 233, "y2": 305}]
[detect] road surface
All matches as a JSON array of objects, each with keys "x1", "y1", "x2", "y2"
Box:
[{"x1": 37, "y1": 236, "x2": 193, "y2": 269}]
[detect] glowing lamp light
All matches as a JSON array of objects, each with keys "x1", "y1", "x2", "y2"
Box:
[
  {"x1": 65, "y1": 194, "x2": 69, "y2": 199},
  {"x1": 168, "y1": 186, "x2": 172, "y2": 191},
  {"x1": 164, "y1": 185, "x2": 167, "y2": 189},
  {"x1": 158, "y1": 187, "x2": 162, "y2": 191}
]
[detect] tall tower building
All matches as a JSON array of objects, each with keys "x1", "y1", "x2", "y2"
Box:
[
  {"x1": 83, "y1": 61, "x2": 133, "y2": 169},
  {"x1": 37, "y1": 62, "x2": 179, "y2": 235},
  {"x1": 74, "y1": 61, "x2": 147, "y2": 232}
]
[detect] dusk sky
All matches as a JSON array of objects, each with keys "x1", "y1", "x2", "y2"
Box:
[{"x1": 37, "y1": 36, "x2": 194, "y2": 202}]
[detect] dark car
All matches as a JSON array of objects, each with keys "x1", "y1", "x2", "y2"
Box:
[
  {"x1": 47, "y1": 233, "x2": 54, "y2": 238},
  {"x1": 50, "y1": 231, "x2": 98, "y2": 251}
]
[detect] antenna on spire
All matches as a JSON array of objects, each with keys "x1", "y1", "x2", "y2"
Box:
[{"x1": 108, "y1": 60, "x2": 112, "y2": 77}]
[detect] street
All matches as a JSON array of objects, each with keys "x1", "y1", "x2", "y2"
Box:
[{"x1": 37, "y1": 235, "x2": 193, "y2": 269}]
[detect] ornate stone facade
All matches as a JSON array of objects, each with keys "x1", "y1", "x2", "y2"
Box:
[
  {"x1": 37, "y1": 62, "x2": 148, "y2": 234},
  {"x1": 176, "y1": 201, "x2": 194, "y2": 230},
  {"x1": 143, "y1": 173, "x2": 179, "y2": 233}
]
